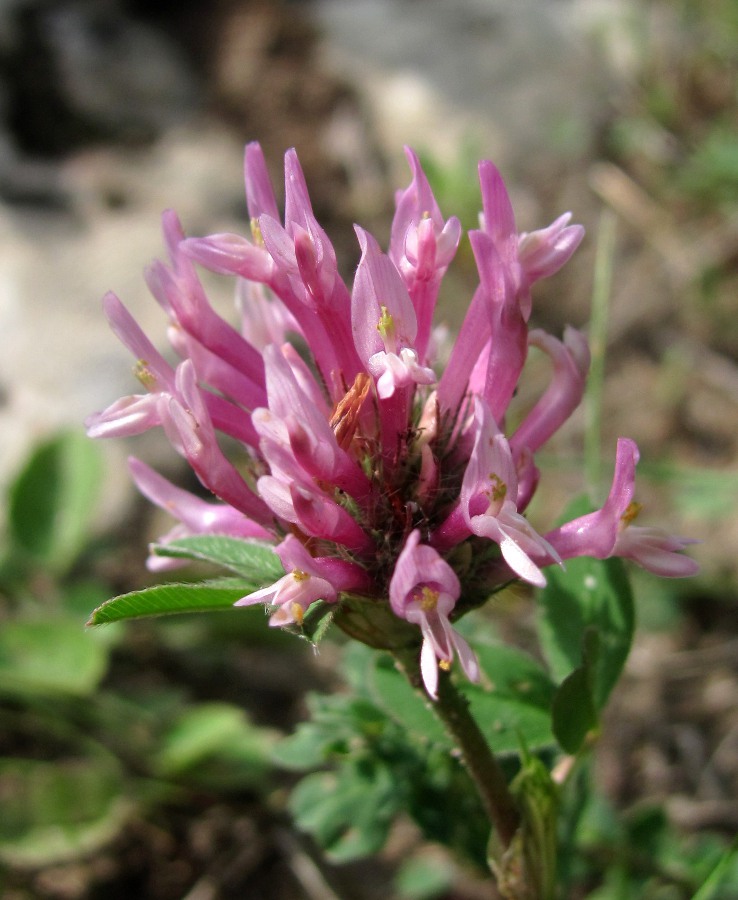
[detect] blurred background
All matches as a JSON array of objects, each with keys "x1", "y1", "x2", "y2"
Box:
[{"x1": 0, "y1": 0, "x2": 736, "y2": 897}]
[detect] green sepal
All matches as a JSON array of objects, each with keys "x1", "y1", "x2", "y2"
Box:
[{"x1": 284, "y1": 599, "x2": 335, "y2": 645}]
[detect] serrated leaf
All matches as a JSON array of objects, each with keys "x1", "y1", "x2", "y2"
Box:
[
  {"x1": 538, "y1": 499, "x2": 634, "y2": 711},
  {"x1": 87, "y1": 578, "x2": 251, "y2": 626},
  {"x1": 152, "y1": 535, "x2": 282, "y2": 583},
  {"x1": 0, "y1": 757, "x2": 131, "y2": 867},
  {"x1": 288, "y1": 761, "x2": 400, "y2": 862},
  {"x1": 8, "y1": 430, "x2": 103, "y2": 574},
  {"x1": 0, "y1": 619, "x2": 109, "y2": 696}
]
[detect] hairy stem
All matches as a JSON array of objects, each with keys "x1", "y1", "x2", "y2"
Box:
[{"x1": 392, "y1": 648, "x2": 520, "y2": 848}]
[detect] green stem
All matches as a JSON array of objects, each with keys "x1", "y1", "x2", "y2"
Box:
[
  {"x1": 392, "y1": 648, "x2": 520, "y2": 849},
  {"x1": 435, "y1": 670, "x2": 521, "y2": 849}
]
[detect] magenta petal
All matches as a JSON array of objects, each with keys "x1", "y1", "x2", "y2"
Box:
[
  {"x1": 389, "y1": 530, "x2": 478, "y2": 698},
  {"x1": 389, "y1": 530, "x2": 460, "y2": 619},
  {"x1": 545, "y1": 438, "x2": 639, "y2": 561},
  {"x1": 259, "y1": 215, "x2": 299, "y2": 277},
  {"x1": 128, "y1": 457, "x2": 271, "y2": 541},
  {"x1": 478, "y1": 159, "x2": 517, "y2": 249},
  {"x1": 352, "y1": 227, "x2": 418, "y2": 361},
  {"x1": 102, "y1": 292, "x2": 174, "y2": 391},
  {"x1": 511, "y1": 326, "x2": 591, "y2": 455},
  {"x1": 613, "y1": 527, "x2": 700, "y2": 577},
  {"x1": 161, "y1": 362, "x2": 272, "y2": 525},
  {"x1": 85, "y1": 394, "x2": 161, "y2": 439},
  {"x1": 244, "y1": 141, "x2": 280, "y2": 222},
  {"x1": 183, "y1": 233, "x2": 274, "y2": 282},
  {"x1": 283, "y1": 148, "x2": 315, "y2": 230},
  {"x1": 518, "y1": 213, "x2": 585, "y2": 283}
]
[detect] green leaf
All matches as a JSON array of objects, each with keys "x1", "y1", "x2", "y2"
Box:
[
  {"x1": 277, "y1": 645, "x2": 493, "y2": 868},
  {"x1": 273, "y1": 692, "x2": 389, "y2": 771},
  {"x1": 395, "y1": 854, "x2": 454, "y2": 899},
  {"x1": 155, "y1": 703, "x2": 275, "y2": 790},
  {"x1": 467, "y1": 642, "x2": 557, "y2": 754},
  {"x1": 86, "y1": 578, "x2": 253, "y2": 625},
  {"x1": 361, "y1": 650, "x2": 450, "y2": 747},
  {"x1": 272, "y1": 721, "x2": 334, "y2": 772},
  {"x1": 0, "y1": 619, "x2": 109, "y2": 696},
  {"x1": 691, "y1": 838, "x2": 738, "y2": 900},
  {"x1": 152, "y1": 535, "x2": 282, "y2": 583},
  {"x1": 288, "y1": 760, "x2": 400, "y2": 862},
  {"x1": 551, "y1": 630, "x2": 600, "y2": 754},
  {"x1": 7, "y1": 430, "x2": 103, "y2": 575},
  {"x1": 0, "y1": 757, "x2": 131, "y2": 867},
  {"x1": 538, "y1": 502, "x2": 634, "y2": 711},
  {"x1": 347, "y1": 641, "x2": 556, "y2": 755}
]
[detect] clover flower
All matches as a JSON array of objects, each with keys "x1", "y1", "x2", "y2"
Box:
[{"x1": 87, "y1": 144, "x2": 698, "y2": 696}]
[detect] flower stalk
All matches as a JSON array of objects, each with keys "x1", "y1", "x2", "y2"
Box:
[{"x1": 392, "y1": 644, "x2": 527, "y2": 896}]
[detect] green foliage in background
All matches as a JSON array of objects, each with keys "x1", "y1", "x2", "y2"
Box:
[{"x1": 0, "y1": 432, "x2": 277, "y2": 881}]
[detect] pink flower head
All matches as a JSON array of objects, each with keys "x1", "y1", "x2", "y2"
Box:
[
  {"x1": 390, "y1": 531, "x2": 479, "y2": 698},
  {"x1": 89, "y1": 141, "x2": 697, "y2": 680}
]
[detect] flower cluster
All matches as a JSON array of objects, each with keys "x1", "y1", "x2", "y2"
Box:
[{"x1": 87, "y1": 144, "x2": 697, "y2": 697}]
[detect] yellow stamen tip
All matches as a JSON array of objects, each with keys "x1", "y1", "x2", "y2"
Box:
[
  {"x1": 621, "y1": 501, "x2": 642, "y2": 526},
  {"x1": 416, "y1": 585, "x2": 439, "y2": 611},
  {"x1": 439, "y1": 659, "x2": 451, "y2": 671},
  {"x1": 486, "y1": 473, "x2": 507, "y2": 502},
  {"x1": 134, "y1": 359, "x2": 156, "y2": 390},
  {"x1": 250, "y1": 217, "x2": 264, "y2": 247},
  {"x1": 377, "y1": 305, "x2": 396, "y2": 341},
  {"x1": 290, "y1": 602, "x2": 304, "y2": 625}
]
